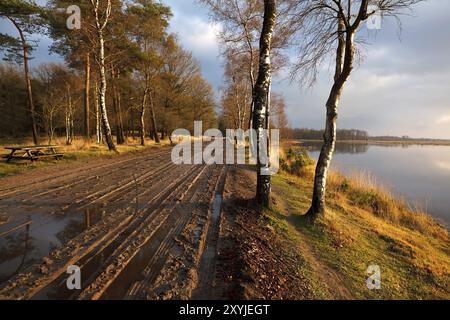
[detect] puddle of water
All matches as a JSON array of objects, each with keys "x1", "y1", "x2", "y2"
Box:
[
  {"x1": 32, "y1": 209, "x2": 141, "y2": 299},
  {"x1": 195, "y1": 194, "x2": 223, "y2": 268},
  {"x1": 212, "y1": 195, "x2": 222, "y2": 221},
  {"x1": 30, "y1": 186, "x2": 177, "y2": 299},
  {"x1": 191, "y1": 171, "x2": 225, "y2": 300},
  {"x1": 0, "y1": 205, "x2": 105, "y2": 284}
]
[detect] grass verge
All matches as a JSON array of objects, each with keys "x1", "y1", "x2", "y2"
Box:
[{"x1": 263, "y1": 147, "x2": 449, "y2": 299}]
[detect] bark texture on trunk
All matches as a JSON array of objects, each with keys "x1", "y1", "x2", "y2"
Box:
[
  {"x1": 92, "y1": 0, "x2": 115, "y2": 151},
  {"x1": 140, "y1": 88, "x2": 148, "y2": 146},
  {"x1": 84, "y1": 53, "x2": 91, "y2": 139},
  {"x1": 8, "y1": 17, "x2": 39, "y2": 145},
  {"x1": 94, "y1": 79, "x2": 102, "y2": 144},
  {"x1": 149, "y1": 91, "x2": 160, "y2": 144},
  {"x1": 111, "y1": 66, "x2": 125, "y2": 145},
  {"x1": 66, "y1": 87, "x2": 74, "y2": 145},
  {"x1": 98, "y1": 29, "x2": 116, "y2": 151},
  {"x1": 245, "y1": 33, "x2": 256, "y2": 131},
  {"x1": 252, "y1": 0, "x2": 276, "y2": 208}
]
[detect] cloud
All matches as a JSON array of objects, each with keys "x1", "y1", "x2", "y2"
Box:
[
  {"x1": 171, "y1": 14, "x2": 221, "y2": 56},
  {"x1": 165, "y1": 0, "x2": 223, "y2": 90},
  {"x1": 436, "y1": 115, "x2": 450, "y2": 124},
  {"x1": 1, "y1": 0, "x2": 449, "y2": 138},
  {"x1": 274, "y1": 0, "x2": 450, "y2": 139}
]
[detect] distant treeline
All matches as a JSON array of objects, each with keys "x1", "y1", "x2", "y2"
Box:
[
  {"x1": 287, "y1": 128, "x2": 369, "y2": 141},
  {"x1": 287, "y1": 128, "x2": 450, "y2": 142},
  {"x1": 368, "y1": 135, "x2": 449, "y2": 142}
]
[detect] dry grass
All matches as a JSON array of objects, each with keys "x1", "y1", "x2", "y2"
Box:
[
  {"x1": 0, "y1": 136, "x2": 170, "y2": 151},
  {"x1": 279, "y1": 146, "x2": 314, "y2": 177},
  {"x1": 270, "y1": 164, "x2": 450, "y2": 299},
  {"x1": 0, "y1": 136, "x2": 170, "y2": 177},
  {"x1": 278, "y1": 144, "x2": 447, "y2": 240},
  {"x1": 326, "y1": 169, "x2": 447, "y2": 240}
]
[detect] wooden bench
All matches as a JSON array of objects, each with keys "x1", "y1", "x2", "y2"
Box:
[{"x1": 2, "y1": 145, "x2": 64, "y2": 163}]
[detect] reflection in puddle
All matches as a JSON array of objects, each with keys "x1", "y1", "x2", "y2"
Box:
[
  {"x1": 0, "y1": 206, "x2": 105, "y2": 284},
  {"x1": 212, "y1": 195, "x2": 222, "y2": 221},
  {"x1": 0, "y1": 219, "x2": 31, "y2": 282}
]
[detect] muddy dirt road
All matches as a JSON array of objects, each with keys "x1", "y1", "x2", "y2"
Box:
[{"x1": 0, "y1": 146, "x2": 228, "y2": 299}]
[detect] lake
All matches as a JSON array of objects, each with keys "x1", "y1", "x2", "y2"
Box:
[{"x1": 301, "y1": 141, "x2": 450, "y2": 227}]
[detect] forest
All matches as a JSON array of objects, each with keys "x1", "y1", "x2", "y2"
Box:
[{"x1": 0, "y1": 0, "x2": 218, "y2": 148}]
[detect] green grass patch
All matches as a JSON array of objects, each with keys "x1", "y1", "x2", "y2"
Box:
[{"x1": 260, "y1": 207, "x2": 331, "y2": 299}]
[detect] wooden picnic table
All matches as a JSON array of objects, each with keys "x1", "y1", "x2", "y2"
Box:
[{"x1": 2, "y1": 145, "x2": 64, "y2": 163}]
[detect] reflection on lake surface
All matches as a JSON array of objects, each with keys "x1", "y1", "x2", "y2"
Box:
[{"x1": 301, "y1": 141, "x2": 450, "y2": 227}]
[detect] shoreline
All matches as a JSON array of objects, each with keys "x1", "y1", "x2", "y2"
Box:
[
  {"x1": 269, "y1": 166, "x2": 450, "y2": 299},
  {"x1": 280, "y1": 144, "x2": 449, "y2": 229},
  {"x1": 289, "y1": 139, "x2": 450, "y2": 146}
]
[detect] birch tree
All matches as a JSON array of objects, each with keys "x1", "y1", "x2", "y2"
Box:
[
  {"x1": 253, "y1": 0, "x2": 276, "y2": 207},
  {"x1": 201, "y1": 0, "x2": 262, "y2": 130},
  {"x1": 221, "y1": 51, "x2": 252, "y2": 130},
  {"x1": 291, "y1": 0, "x2": 424, "y2": 220},
  {"x1": 64, "y1": 83, "x2": 75, "y2": 145},
  {"x1": 270, "y1": 92, "x2": 289, "y2": 138},
  {"x1": 90, "y1": 0, "x2": 116, "y2": 151}
]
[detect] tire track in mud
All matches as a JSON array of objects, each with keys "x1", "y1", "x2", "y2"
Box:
[
  {"x1": 78, "y1": 164, "x2": 210, "y2": 300},
  {"x1": 16, "y1": 159, "x2": 175, "y2": 209},
  {"x1": 26, "y1": 164, "x2": 208, "y2": 299},
  {"x1": 0, "y1": 153, "x2": 175, "y2": 241},
  {"x1": 72, "y1": 160, "x2": 177, "y2": 209},
  {"x1": 127, "y1": 166, "x2": 227, "y2": 300},
  {"x1": 123, "y1": 168, "x2": 218, "y2": 299},
  {"x1": 5, "y1": 150, "x2": 172, "y2": 203},
  {"x1": 192, "y1": 166, "x2": 227, "y2": 300},
  {"x1": 0, "y1": 147, "x2": 179, "y2": 298},
  {"x1": 0, "y1": 144, "x2": 231, "y2": 300},
  {"x1": 14, "y1": 160, "x2": 182, "y2": 240},
  {"x1": 27, "y1": 154, "x2": 170, "y2": 200},
  {"x1": 0, "y1": 148, "x2": 175, "y2": 226}
]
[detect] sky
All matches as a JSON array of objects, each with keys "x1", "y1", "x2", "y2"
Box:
[{"x1": 1, "y1": 0, "x2": 449, "y2": 139}]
